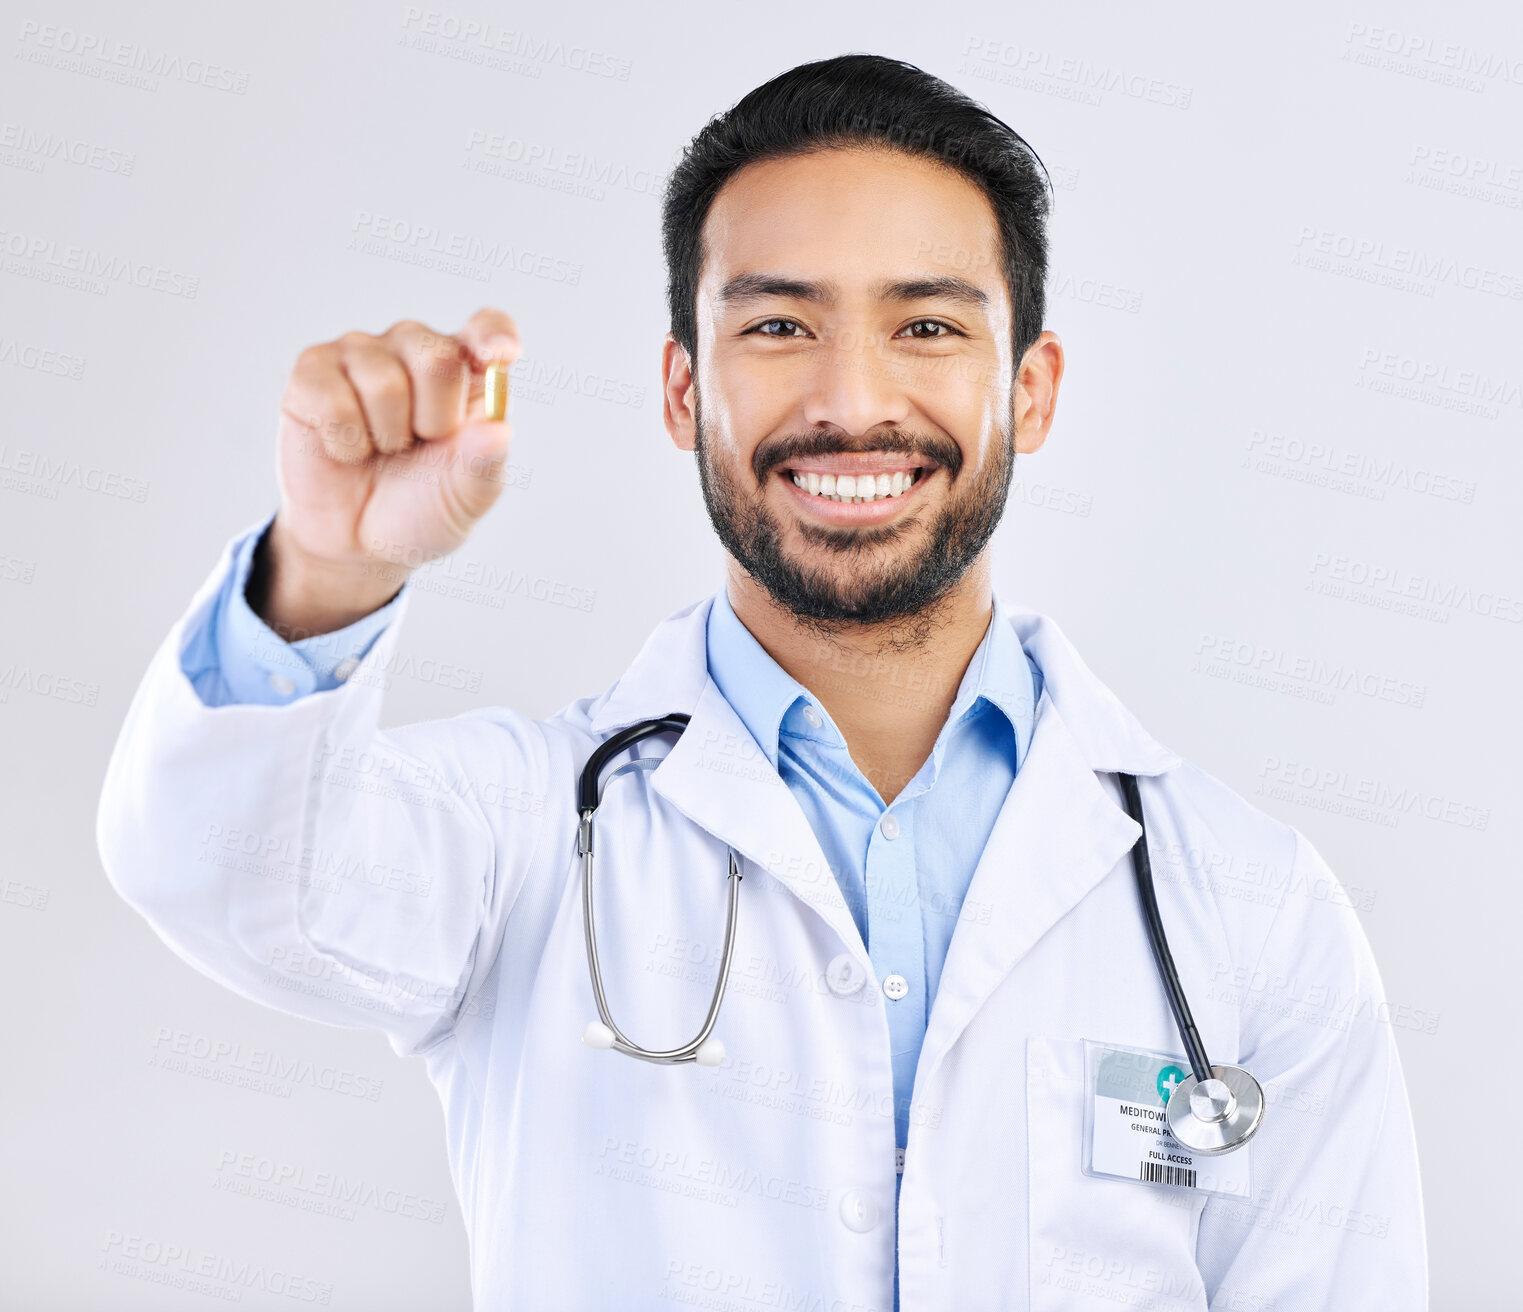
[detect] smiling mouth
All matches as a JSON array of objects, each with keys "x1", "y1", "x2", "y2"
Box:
[{"x1": 779, "y1": 463, "x2": 933, "y2": 504}]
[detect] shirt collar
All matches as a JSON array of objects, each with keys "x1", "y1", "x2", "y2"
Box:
[{"x1": 704, "y1": 584, "x2": 1042, "y2": 777}]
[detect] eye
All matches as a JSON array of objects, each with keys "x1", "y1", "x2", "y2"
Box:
[
  {"x1": 898, "y1": 319, "x2": 964, "y2": 339},
  {"x1": 746, "y1": 318, "x2": 810, "y2": 338}
]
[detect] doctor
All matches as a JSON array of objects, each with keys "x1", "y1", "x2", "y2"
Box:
[{"x1": 99, "y1": 53, "x2": 1426, "y2": 1311}]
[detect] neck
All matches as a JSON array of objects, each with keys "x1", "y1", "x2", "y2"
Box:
[{"x1": 723, "y1": 559, "x2": 996, "y2": 805}]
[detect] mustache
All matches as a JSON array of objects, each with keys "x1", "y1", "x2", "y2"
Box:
[{"x1": 754, "y1": 430, "x2": 963, "y2": 483}]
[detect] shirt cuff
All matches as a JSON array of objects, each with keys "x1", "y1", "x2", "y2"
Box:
[{"x1": 195, "y1": 511, "x2": 407, "y2": 706}]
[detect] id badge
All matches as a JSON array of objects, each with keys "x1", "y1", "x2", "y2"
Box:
[{"x1": 1081, "y1": 1040, "x2": 1252, "y2": 1198}]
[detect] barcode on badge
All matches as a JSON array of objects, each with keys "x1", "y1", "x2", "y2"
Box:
[{"x1": 1139, "y1": 1161, "x2": 1197, "y2": 1188}]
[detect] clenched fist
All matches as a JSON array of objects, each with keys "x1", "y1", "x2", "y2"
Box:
[{"x1": 249, "y1": 308, "x2": 520, "y2": 640}]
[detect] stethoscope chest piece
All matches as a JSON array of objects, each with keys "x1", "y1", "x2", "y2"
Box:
[{"x1": 1164, "y1": 1064, "x2": 1265, "y2": 1155}]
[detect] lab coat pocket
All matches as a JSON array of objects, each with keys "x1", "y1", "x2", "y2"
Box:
[{"x1": 1026, "y1": 1036, "x2": 1208, "y2": 1312}]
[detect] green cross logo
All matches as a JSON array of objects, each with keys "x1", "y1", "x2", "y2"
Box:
[{"x1": 1157, "y1": 1065, "x2": 1188, "y2": 1105}]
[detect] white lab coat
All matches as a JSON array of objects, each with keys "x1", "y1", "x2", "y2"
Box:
[{"x1": 98, "y1": 525, "x2": 1428, "y2": 1311}]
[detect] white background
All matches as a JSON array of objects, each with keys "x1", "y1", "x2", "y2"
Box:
[{"x1": 1, "y1": 1, "x2": 1518, "y2": 1307}]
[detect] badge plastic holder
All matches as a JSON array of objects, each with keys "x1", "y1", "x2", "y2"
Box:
[{"x1": 1080, "y1": 1039, "x2": 1253, "y2": 1199}]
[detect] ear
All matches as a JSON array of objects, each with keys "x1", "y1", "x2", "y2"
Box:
[
  {"x1": 662, "y1": 333, "x2": 697, "y2": 452},
  {"x1": 1014, "y1": 330, "x2": 1064, "y2": 456}
]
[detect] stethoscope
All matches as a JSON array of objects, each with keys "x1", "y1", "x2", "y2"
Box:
[{"x1": 578, "y1": 715, "x2": 1265, "y2": 1155}]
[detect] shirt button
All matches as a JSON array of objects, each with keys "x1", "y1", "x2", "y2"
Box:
[
  {"x1": 268, "y1": 673, "x2": 295, "y2": 696},
  {"x1": 882, "y1": 973, "x2": 909, "y2": 1001},
  {"x1": 879, "y1": 813, "x2": 899, "y2": 839},
  {"x1": 802, "y1": 705, "x2": 822, "y2": 728},
  {"x1": 333, "y1": 657, "x2": 358, "y2": 682},
  {"x1": 825, "y1": 953, "x2": 865, "y2": 996},
  {"x1": 838, "y1": 1189, "x2": 879, "y2": 1233}
]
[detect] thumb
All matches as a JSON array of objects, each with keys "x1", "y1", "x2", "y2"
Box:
[{"x1": 444, "y1": 415, "x2": 514, "y2": 526}]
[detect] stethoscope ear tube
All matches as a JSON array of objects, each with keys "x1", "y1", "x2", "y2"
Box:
[{"x1": 578, "y1": 713, "x2": 692, "y2": 813}]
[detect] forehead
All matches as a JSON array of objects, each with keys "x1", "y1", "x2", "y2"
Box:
[{"x1": 697, "y1": 146, "x2": 1004, "y2": 302}]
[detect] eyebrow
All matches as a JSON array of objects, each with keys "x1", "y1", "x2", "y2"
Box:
[{"x1": 717, "y1": 272, "x2": 990, "y2": 311}]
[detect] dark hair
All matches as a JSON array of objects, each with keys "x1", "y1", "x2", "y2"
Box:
[{"x1": 661, "y1": 52, "x2": 1053, "y2": 373}]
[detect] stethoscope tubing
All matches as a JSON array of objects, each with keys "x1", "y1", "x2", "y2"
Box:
[
  {"x1": 1118, "y1": 772, "x2": 1215, "y2": 1086},
  {"x1": 579, "y1": 713, "x2": 743, "y2": 1064}
]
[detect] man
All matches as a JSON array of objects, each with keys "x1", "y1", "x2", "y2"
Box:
[{"x1": 99, "y1": 53, "x2": 1427, "y2": 1310}]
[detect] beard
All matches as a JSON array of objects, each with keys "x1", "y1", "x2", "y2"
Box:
[{"x1": 691, "y1": 383, "x2": 1017, "y2": 646}]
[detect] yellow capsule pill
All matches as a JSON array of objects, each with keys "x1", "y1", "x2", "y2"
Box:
[{"x1": 485, "y1": 360, "x2": 509, "y2": 421}]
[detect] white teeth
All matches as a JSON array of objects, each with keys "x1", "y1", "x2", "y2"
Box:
[{"x1": 791, "y1": 469, "x2": 922, "y2": 503}]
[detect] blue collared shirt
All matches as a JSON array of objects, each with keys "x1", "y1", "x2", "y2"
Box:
[
  {"x1": 188, "y1": 515, "x2": 1044, "y2": 1308},
  {"x1": 703, "y1": 586, "x2": 1041, "y2": 1247}
]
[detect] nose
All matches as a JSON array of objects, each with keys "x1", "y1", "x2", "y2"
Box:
[{"x1": 798, "y1": 328, "x2": 913, "y2": 438}]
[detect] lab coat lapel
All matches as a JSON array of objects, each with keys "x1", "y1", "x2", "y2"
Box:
[
  {"x1": 911, "y1": 604, "x2": 1180, "y2": 1091},
  {"x1": 913, "y1": 685, "x2": 1145, "y2": 1092},
  {"x1": 582, "y1": 595, "x2": 1183, "y2": 1035},
  {"x1": 587, "y1": 597, "x2": 867, "y2": 959},
  {"x1": 651, "y1": 677, "x2": 868, "y2": 956}
]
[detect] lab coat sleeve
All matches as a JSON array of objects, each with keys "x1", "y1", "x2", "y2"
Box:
[
  {"x1": 96, "y1": 519, "x2": 550, "y2": 1059},
  {"x1": 1194, "y1": 827, "x2": 1429, "y2": 1309}
]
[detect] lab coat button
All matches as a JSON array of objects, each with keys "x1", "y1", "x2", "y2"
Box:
[
  {"x1": 825, "y1": 953, "x2": 865, "y2": 995},
  {"x1": 838, "y1": 1189, "x2": 878, "y2": 1232},
  {"x1": 268, "y1": 673, "x2": 295, "y2": 696},
  {"x1": 333, "y1": 658, "x2": 358, "y2": 682},
  {"x1": 879, "y1": 813, "x2": 899, "y2": 839},
  {"x1": 882, "y1": 973, "x2": 909, "y2": 1000}
]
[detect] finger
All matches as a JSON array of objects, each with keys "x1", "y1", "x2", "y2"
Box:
[
  {"x1": 457, "y1": 307, "x2": 521, "y2": 371},
  {"x1": 281, "y1": 342, "x2": 376, "y2": 466},
  {"x1": 337, "y1": 340, "x2": 414, "y2": 456},
  {"x1": 458, "y1": 309, "x2": 520, "y2": 424},
  {"x1": 382, "y1": 319, "x2": 468, "y2": 441}
]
